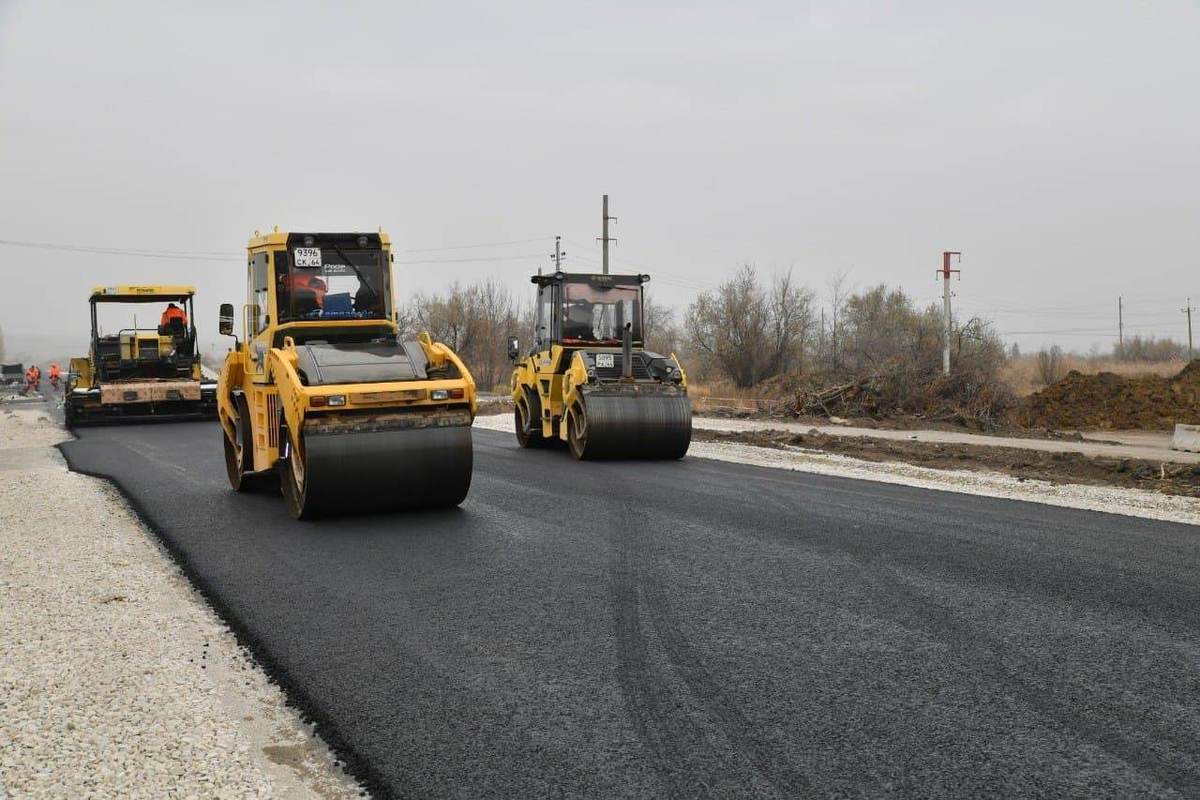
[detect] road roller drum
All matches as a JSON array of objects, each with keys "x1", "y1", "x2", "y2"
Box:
[{"x1": 567, "y1": 391, "x2": 691, "y2": 460}]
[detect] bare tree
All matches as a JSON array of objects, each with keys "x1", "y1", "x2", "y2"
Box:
[
  {"x1": 1036, "y1": 346, "x2": 1065, "y2": 386},
  {"x1": 643, "y1": 293, "x2": 682, "y2": 356},
  {"x1": 684, "y1": 266, "x2": 815, "y2": 387},
  {"x1": 824, "y1": 270, "x2": 850, "y2": 372},
  {"x1": 406, "y1": 280, "x2": 521, "y2": 391}
]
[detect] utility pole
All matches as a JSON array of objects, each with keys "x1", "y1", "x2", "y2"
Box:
[
  {"x1": 938, "y1": 251, "x2": 961, "y2": 375},
  {"x1": 1118, "y1": 296, "x2": 1124, "y2": 357},
  {"x1": 550, "y1": 235, "x2": 566, "y2": 271},
  {"x1": 1184, "y1": 298, "x2": 1195, "y2": 360},
  {"x1": 597, "y1": 194, "x2": 617, "y2": 274}
]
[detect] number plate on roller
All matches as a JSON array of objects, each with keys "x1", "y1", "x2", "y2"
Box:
[
  {"x1": 595, "y1": 354, "x2": 614, "y2": 368},
  {"x1": 349, "y1": 389, "x2": 426, "y2": 404},
  {"x1": 294, "y1": 247, "x2": 322, "y2": 267}
]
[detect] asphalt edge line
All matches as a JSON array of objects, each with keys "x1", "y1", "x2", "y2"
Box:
[
  {"x1": 54, "y1": 440, "x2": 387, "y2": 800},
  {"x1": 680, "y1": 442, "x2": 1200, "y2": 528}
]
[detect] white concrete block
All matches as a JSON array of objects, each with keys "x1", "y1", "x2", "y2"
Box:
[{"x1": 1172, "y1": 423, "x2": 1200, "y2": 453}]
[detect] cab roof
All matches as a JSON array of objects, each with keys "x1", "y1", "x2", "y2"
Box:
[
  {"x1": 89, "y1": 285, "x2": 196, "y2": 303},
  {"x1": 247, "y1": 228, "x2": 392, "y2": 249},
  {"x1": 531, "y1": 271, "x2": 649, "y2": 286}
]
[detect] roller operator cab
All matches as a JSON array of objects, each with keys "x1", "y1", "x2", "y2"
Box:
[
  {"x1": 64, "y1": 285, "x2": 217, "y2": 426},
  {"x1": 217, "y1": 230, "x2": 477, "y2": 519},
  {"x1": 509, "y1": 271, "x2": 691, "y2": 459}
]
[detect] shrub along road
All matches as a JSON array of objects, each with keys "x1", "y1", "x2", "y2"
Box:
[{"x1": 60, "y1": 422, "x2": 1200, "y2": 799}]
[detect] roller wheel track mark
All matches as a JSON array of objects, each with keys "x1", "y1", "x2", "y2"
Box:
[
  {"x1": 635, "y1": 534, "x2": 812, "y2": 799},
  {"x1": 746, "y1": 482, "x2": 1200, "y2": 794},
  {"x1": 611, "y1": 498, "x2": 806, "y2": 799},
  {"x1": 612, "y1": 512, "x2": 717, "y2": 798}
]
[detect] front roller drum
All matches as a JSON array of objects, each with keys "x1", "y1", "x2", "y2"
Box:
[
  {"x1": 281, "y1": 423, "x2": 473, "y2": 519},
  {"x1": 568, "y1": 393, "x2": 691, "y2": 460}
]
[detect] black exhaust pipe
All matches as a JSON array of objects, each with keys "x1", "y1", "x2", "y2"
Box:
[{"x1": 622, "y1": 323, "x2": 633, "y2": 379}]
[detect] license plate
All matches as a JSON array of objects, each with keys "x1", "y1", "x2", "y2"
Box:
[
  {"x1": 294, "y1": 247, "x2": 322, "y2": 267},
  {"x1": 349, "y1": 389, "x2": 425, "y2": 404},
  {"x1": 595, "y1": 354, "x2": 614, "y2": 368}
]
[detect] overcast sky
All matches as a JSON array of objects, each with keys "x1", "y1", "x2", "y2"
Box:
[{"x1": 2, "y1": 0, "x2": 1198, "y2": 359}]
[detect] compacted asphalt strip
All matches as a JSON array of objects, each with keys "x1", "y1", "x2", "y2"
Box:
[{"x1": 59, "y1": 421, "x2": 1200, "y2": 799}]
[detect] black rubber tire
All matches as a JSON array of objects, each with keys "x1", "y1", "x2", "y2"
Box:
[
  {"x1": 514, "y1": 388, "x2": 545, "y2": 448},
  {"x1": 224, "y1": 395, "x2": 276, "y2": 493},
  {"x1": 279, "y1": 428, "x2": 312, "y2": 520},
  {"x1": 567, "y1": 403, "x2": 589, "y2": 460}
]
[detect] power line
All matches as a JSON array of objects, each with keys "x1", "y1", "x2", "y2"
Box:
[
  {"x1": 394, "y1": 253, "x2": 544, "y2": 265},
  {"x1": 0, "y1": 236, "x2": 549, "y2": 267},
  {"x1": 0, "y1": 238, "x2": 240, "y2": 261},
  {"x1": 399, "y1": 237, "x2": 546, "y2": 253}
]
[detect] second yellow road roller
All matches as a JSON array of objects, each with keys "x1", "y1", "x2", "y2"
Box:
[
  {"x1": 508, "y1": 270, "x2": 691, "y2": 459},
  {"x1": 217, "y1": 229, "x2": 477, "y2": 518}
]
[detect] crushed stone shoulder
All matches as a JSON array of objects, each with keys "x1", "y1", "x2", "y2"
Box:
[{"x1": 0, "y1": 404, "x2": 365, "y2": 799}]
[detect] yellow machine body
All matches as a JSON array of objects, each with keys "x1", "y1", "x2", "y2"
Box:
[
  {"x1": 217, "y1": 230, "x2": 477, "y2": 518},
  {"x1": 510, "y1": 271, "x2": 691, "y2": 459}
]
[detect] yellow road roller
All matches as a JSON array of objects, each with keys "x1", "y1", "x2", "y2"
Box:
[
  {"x1": 508, "y1": 271, "x2": 690, "y2": 459},
  {"x1": 216, "y1": 229, "x2": 477, "y2": 518},
  {"x1": 65, "y1": 285, "x2": 217, "y2": 426}
]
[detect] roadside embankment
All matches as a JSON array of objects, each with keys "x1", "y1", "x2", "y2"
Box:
[{"x1": 0, "y1": 403, "x2": 362, "y2": 799}]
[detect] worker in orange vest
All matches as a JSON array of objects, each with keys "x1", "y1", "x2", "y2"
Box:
[
  {"x1": 24, "y1": 366, "x2": 39, "y2": 394},
  {"x1": 280, "y1": 272, "x2": 328, "y2": 309},
  {"x1": 160, "y1": 303, "x2": 188, "y2": 328},
  {"x1": 48, "y1": 362, "x2": 62, "y2": 390}
]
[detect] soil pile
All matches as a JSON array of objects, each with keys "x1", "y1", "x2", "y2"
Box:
[{"x1": 1022, "y1": 360, "x2": 1200, "y2": 430}]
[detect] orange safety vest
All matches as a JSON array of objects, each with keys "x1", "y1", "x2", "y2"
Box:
[
  {"x1": 281, "y1": 273, "x2": 328, "y2": 307},
  {"x1": 161, "y1": 305, "x2": 188, "y2": 326},
  {"x1": 49, "y1": 363, "x2": 61, "y2": 379}
]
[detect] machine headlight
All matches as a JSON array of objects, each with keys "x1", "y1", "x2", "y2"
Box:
[
  {"x1": 327, "y1": 394, "x2": 347, "y2": 407},
  {"x1": 431, "y1": 389, "x2": 449, "y2": 400}
]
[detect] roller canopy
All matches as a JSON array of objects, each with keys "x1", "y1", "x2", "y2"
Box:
[{"x1": 89, "y1": 285, "x2": 196, "y2": 303}]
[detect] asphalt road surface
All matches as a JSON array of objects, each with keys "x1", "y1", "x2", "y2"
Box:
[{"x1": 60, "y1": 421, "x2": 1200, "y2": 799}]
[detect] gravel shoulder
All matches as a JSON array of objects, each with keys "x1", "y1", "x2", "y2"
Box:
[
  {"x1": 691, "y1": 415, "x2": 1200, "y2": 464},
  {"x1": 0, "y1": 403, "x2": 364, "y2": 799},
  {"x1": 473, "y1": 414, "x2": 1200, "y2": 526}
]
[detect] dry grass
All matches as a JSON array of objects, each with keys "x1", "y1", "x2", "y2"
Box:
[
  {"x1": 1002, "y1": 355, "x2": 1186, "y2": 397},
  {"x1": 689, "y1": 381, "x2": 783, "y2": 412}
]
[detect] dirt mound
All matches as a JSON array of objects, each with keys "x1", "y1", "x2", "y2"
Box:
[{"x1": 1021, "y1": 361, "x2": 1200, "y2": 430}]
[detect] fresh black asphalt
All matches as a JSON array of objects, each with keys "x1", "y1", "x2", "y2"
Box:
[{"x1": 60, "y1": 421, "x2": 1200, "y2": 799}]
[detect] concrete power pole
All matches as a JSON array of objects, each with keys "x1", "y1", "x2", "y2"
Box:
[
  {"x1": 938, "y1": 251, "x2": 962, "y2": 375},
  {"x1": 598, "y1": 195, "x2": 617, "y2": 274},
  {"x1": 1184, "y1": 298, "x2": 1195, "y2": 360},
  {"x1": 1118, "y1": 296, "x2": 1124, "y2": 357},
  {"x1": 550, "y1": 235, "x2": 566, "y2": 271}
]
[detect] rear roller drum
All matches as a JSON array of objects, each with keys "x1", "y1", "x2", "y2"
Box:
[{"x1": 567, "y1": 394, "x2": 692, "y2": 460}]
